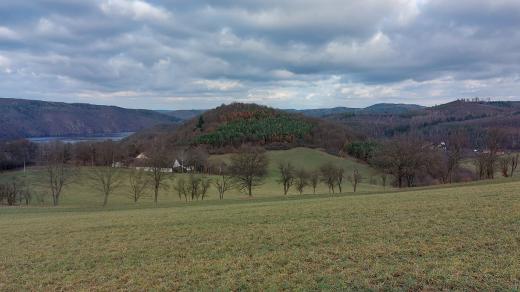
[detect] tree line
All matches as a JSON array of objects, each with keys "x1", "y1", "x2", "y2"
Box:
[
  {"x1": 1, "y1": 141, "x2": 369, "y2": 207},
  {"x1": 346, "y1": 128, "x2": 519, "y2": 187},
  {"x1": 277, "y1": 161, "x2": 362, "y2": 195},
  {"x1": 2, "y1": 124, "x2": 519, "y2": 206}
]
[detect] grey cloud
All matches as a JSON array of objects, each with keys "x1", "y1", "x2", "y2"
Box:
[{"x1": 0, "y1": 0, "x2": 519, "y2": 109}]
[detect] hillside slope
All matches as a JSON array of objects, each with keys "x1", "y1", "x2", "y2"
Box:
[
  {"x1": 1, "y1": 177, "x2": 519, "y2": 290},
  {"x1": 158, "y1": 103, "x2": 423, "y2": 120},
  {"x1": 328, "y1": 100, "x2": 520, "y2": 148},
  {"x1": 209, "y1": 147, "x2": 381, "y2": 195},
  {"x1": 0, "y1": 98, "x2": 180, "y2": 139},
  {"x1": 132, "y1": 103, "x2": 358, "y2": 154},
  {"x1": 363, "y1": 103, "x2": 424, "y2": 114}
]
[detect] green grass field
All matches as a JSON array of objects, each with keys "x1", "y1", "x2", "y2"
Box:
[
  {"x1": 1, "y1": 178, "x2": 519, "y2": 290},
  {"x1": 0, "y1": 148, "x2": 383, "y2": 208},
  {"x1": 1, "y1": 148, "x2": 519, "y2": 290}
]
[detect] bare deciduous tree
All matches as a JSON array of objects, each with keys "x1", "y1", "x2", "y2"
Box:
[
  {"x1": 320, "y1": 163, "x2": 337, "y2": 194},
  {"x1": 371, "y1": 136, "x2": 434, "y2": 188},
  {"x1": 309, "y1": 171, "x2": 320, "y2": 194},
  {"x1": 511, "y1": 153, "x2": 519, "y2": 177},
  {"x1": 19, "y1": 180, "x2": 31, "y2": 206},
  {"x1": 41, "y1": 141, "x2": 73, "y2": 206},
  {"x1": 187, "y1": 174, "x2": 201, "y2": 200},
  {"x1": 498, "y1": 153, "x2": 520, "y2": 178},
  {"x1": 294, "y1": 168, "x2": 308, "y2": 195},
  {"x1": 473, "y1": 153, "x2": 487, "y2": 180},
  {"x1": 0, "y1": 178, "x2": 19, "y2": 206},
  {"x1": 87, "y1": 141, "x2": 122, "y2": 207},
  {"x1": 481, "y1": 128, "x2": 506, "y2": 179},
  {"x1": 230, "y1": 145, "x2": 268, "y2": 197},
  {"x1": 129, "y1": 169, "x2": 149, "y2": 203},
  {"x1": 214, "y1": 163, "x2": 234, "y2": 200},
  {"x1": 445, "y1": 130, "x2": 467, "y2": 183},
  {"x1": 183, "y1": 174, "x2": 211, "y2": 200},
  {"x1": 147, "y1": 142, "x2": 172, "y2": 206},
  {"x1": 277, "y1": 161, "x2": 295, "y2": 195},
  {"x1": 186, "y1": 146, "x2": 209, "y2": 173},
  {"x1": 381, "y1": 174, "x2": 387, "y2": 189},
  {"x1": 335, "y1": 167, "x2": 345, "y2": 193},
  {"x1": 173, "y1": 177, "x2": 188, "y2": 202},
  {"x1": 349, "y1": 169, "x2": 362, "y2": 192},
  {"x1": 200, "y1": 177, "x2": 211, "y2": 200},
  {"x1": 499, "y1": 156, "x2": 510, "y2": 177},
  {"x1": 89, "y1": 166, "x2": 122, "y2": 207}
]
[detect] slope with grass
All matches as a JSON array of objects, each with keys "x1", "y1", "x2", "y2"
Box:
[
  {"x1": 0, "y1": 148, "x2": 382, "y2": 208},
  {"x1": 1, "y1": 178, "x2": 519, "y2": 290},
  {"x1": 212, "y1": 147, "x2": 378, "y2": 188}
]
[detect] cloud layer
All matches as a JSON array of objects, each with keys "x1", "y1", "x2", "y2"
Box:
[{"x1": 0, "y1": 0, "x2": 519, "y2": 109}]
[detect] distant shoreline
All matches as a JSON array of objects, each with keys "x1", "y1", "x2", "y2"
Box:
[{"x1": 26, "y1": 132, "x2": 134, "y2": 144}]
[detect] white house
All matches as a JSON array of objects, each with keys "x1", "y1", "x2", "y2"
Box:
[{"x1": 136, "y1": 153, "x2": 148, "y2": 160}]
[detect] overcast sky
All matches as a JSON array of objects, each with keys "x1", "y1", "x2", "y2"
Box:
[{"x1": 1, "y1": 0, "x2": 520, "y2": 110}]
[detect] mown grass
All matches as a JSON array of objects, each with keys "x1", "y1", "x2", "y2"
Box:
[{"x1": 1, "y1": 178, "x2": 519, "y2": 290}]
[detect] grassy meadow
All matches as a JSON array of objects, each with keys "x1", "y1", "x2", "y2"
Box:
[
  {"x1": 1, "y1": 147, "x2": 520, "y2": 290},
  {"x1": 1, "y1": 178, "x2": 520, "y2": 290},
  {"x1": 0, "y1": 148, "x2": 383, "y2": 208}
]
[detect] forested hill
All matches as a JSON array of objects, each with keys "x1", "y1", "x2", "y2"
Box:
[
  {"x1": 327, "y1": 100, "x2": 520, "y2": 149},
  {"x1": 159, "y1": 103, "x2": 424, "y2": 120},
  {"x1": 0, "y1": 98, "x2": 180, "y2": 140},
  {"x1": 127, "y1": 103, "x2": 358, "y2": 154}
]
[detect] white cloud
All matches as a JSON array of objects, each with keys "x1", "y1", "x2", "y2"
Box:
[
  {"x1": 0, "y1": 26, "x2": 18, "y2": 40},
  {"x1": 100, "y1": 0, "x2": 170, "y2": 22},
  {"x1": 1, "y1": 0, "x2": 520, "y2": 109},
  {"x1": 76, "y1": 90, "x2": 143, "y2": 100},
  {"x1": 193, "y1": 79, "x2": 243, "y2": 91},
  {"x1": 270, "y1": 69, "x2": 295, "y2": 79},
  {"x1": 246, "y1": 89, "x2": 296, "y2": 102},
  {"x1": 36, "y1": 18, "x2": 70, "y2": 37},
  {"x1": 324, "y1": 32, "x2": 396, "y2": 65},
  {"x1": 0, "y1": 55, "x2": 12, "y2": 73},
  {"x1": 0, "y1": 55, "x2": 10, "y2": 66},
  {"x1": 394, "y1": 0, "x2": 425, "y2": 25}
]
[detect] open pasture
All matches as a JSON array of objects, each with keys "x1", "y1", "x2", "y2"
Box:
[{"x1": 1, "y1": 177, "x2": 519, "y2": 290}]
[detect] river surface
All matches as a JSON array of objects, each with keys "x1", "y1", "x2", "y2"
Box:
[{"x1": 27, "y1": 132, "x2": 134, "y2": 144}]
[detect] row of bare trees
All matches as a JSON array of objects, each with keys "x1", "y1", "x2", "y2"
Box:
[
  {"x1": 44, "y1": 144, "x2": 269, "y2": 207},
  {"x1": 1, "y1": 142, "x2": 269, "y2": 207},
  {"x1": 173, "y1": 175, "x2": 212, "y2": 202},
  {"x1": 499, "y1": 154, "x2": 519, "y2": 178},
  {"x1": 277, "y1": 162, "x2": 363, "y2": 195},
  {"x1": 0, "y1": 178, "x2": 31, "y2": 206},
  {"x1": 2, "y1": 139, "x2": 373, "y2": 208},
  {"x1": 471, "y1": 128, "x2": 518, "y2": 180}
]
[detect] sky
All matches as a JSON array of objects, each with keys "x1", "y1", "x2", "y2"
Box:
[{"x1": 1, "y1": 0, "x2": 520, "y2": 110}]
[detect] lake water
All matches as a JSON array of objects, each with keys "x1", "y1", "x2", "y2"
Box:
[{"x1": 27, "y1": 132, "x2": 134, "y2": 144}]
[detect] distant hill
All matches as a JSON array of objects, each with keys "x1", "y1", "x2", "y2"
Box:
[
  {"x1": 289, "y1": 107, "x2": 358, "y2": 117},
  {"x1": 287, "y1": 103, "x2": 423, "y2": 117},
  {"x1": 129, "y1": 103, "x2": 359, "y2": 154},
  {"x1": 0, "y1": 98, "x2": 180, "y2": 140},
  {"x1": 158, "y1": 104, "x2": 424, "y2": 120},
  {"x1": 327, "y1": 99, "x2": 520, "y2": 149},
  {"x1": 362, "y1": 103, "x2": 424, "y2": 114},
  {"x1": 158, "y1": 109, "x2": 206, "y2": 120}
]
